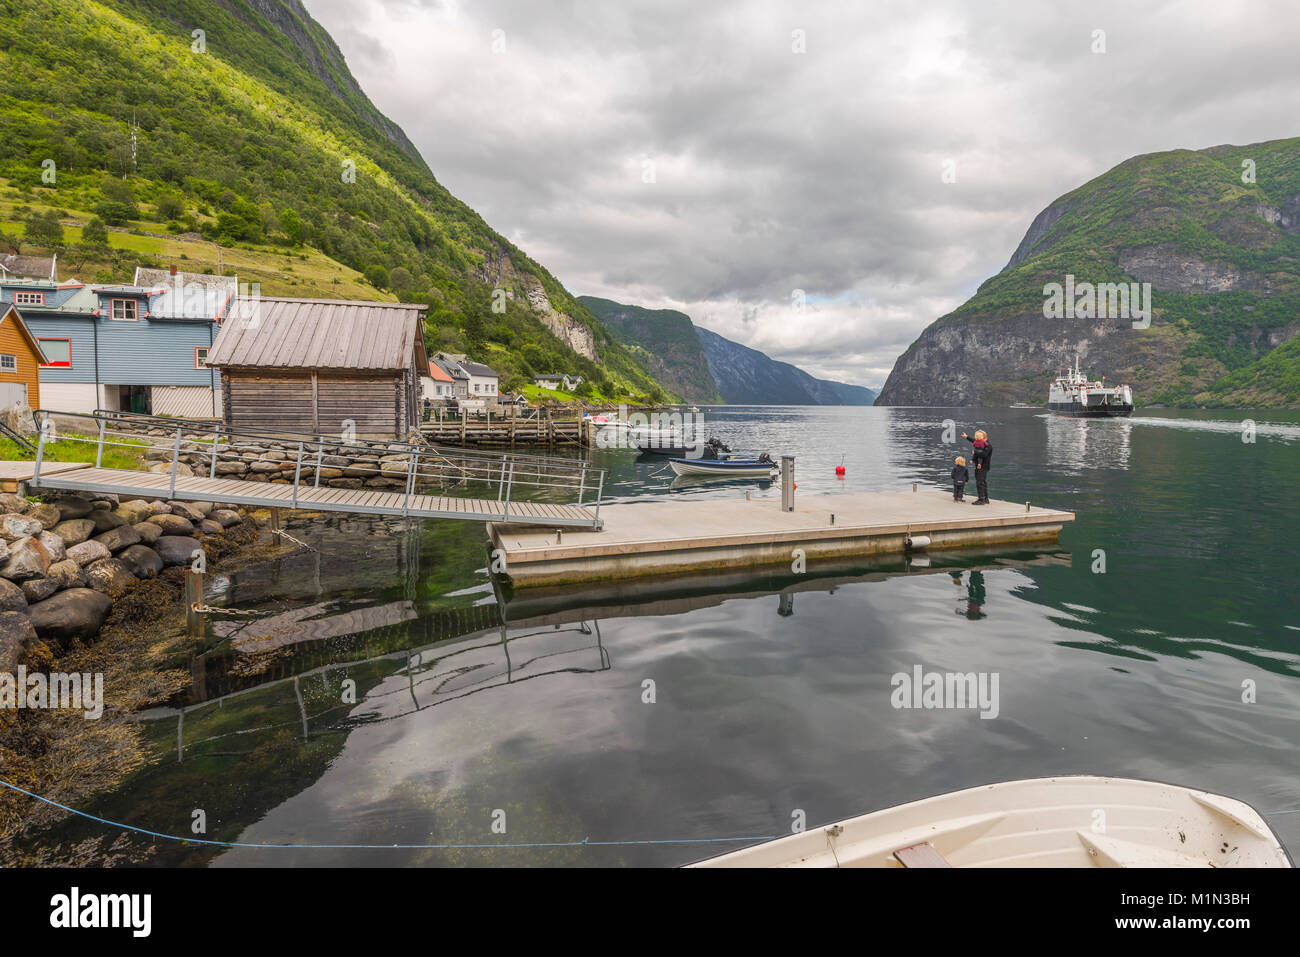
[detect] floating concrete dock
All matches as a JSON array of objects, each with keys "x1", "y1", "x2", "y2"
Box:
[{"x1": 489, "y1": 488, "x2": 1074, "y2": 588}]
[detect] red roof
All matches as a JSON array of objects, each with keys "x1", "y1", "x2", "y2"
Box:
[{"x1": 427, "y1": 361, "x2": 453, "y2": 382}]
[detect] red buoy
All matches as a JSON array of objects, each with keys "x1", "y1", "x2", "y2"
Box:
[{"x1": 835, "y1": 464, "x2": 846, "y2": 477}]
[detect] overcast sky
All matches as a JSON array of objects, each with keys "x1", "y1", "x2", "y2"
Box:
[{"x1": 304, "y1": 0, "x2": 1299, "y2": 387}]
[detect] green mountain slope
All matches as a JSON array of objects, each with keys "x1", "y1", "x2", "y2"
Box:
[
  {"x1": 578, "y1": 297, "x2": 720, "y2": 403},
  {"x1": 876, "y1": 137, "x2": 1300, "y2": 408},
  {"x1": 0, "y1": 0, "x2": 665, "y2": 400}
]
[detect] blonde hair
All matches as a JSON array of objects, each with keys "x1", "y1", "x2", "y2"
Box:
[
  {"x1": 955, "y1": 456, "x2": 965, "y2": 465},
  {"x1": 974, "y1": 430, "x2": 987, "y2": 441}
]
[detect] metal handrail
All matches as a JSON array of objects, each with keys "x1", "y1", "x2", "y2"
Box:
[{"x1": 33, "y1": 410, "x2": 607, "y2": 518}]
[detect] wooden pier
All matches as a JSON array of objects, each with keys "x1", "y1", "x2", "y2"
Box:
[
  {"x1": 420, "y1": 409, "x2": 588, "y2": 447},
  {"x1": 489, "y1": 488, "x2": 1075, "y2": 587}
]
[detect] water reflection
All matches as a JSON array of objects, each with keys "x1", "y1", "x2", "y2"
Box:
[{"x1": 1043, "y1": 414, "x2": 1133, "y2": 472}]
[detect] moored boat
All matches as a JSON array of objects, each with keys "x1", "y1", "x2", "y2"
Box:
[
  {"x1": 691, "y1": 776, "x2": 1291, "y2": 868},
  {"x1": 669, "y1": 456, "x2": 778, "y2": 477}
]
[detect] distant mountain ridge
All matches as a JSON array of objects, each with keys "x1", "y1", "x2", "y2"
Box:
[
  {"x1": 876, "y1": 137, "x2": 1300, "y2": 408},
  {"x1": 579, "y1": 296, "x2": 876, "y2": 405}
]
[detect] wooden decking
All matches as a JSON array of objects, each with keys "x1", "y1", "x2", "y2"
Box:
[
  {"x1": 490, "y1": 488, "x2": 1076, "y2": 586},
  {"x1": 0, "y1": 459, "x2": 92, "y2": 492},
  {"x1": 31, "y1": 466, "x2": 600, "y2": 527}
]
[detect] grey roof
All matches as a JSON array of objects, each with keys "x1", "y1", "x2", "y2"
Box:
[
  {"x1": 433, "y1": 356, "x2": 469, "y2": 379},
  {"x1": 0, "y1": 253, "x2": 56, "y2": 281},
  {"x1": 207, "y1": 297, "x2": 426, "y2": 370},
  {"x1": 134, "y1": 267, "x2": 238, "y2": 290},
  {"x1": 461, "y1": 361, "x2": 498, "y2": 377}
]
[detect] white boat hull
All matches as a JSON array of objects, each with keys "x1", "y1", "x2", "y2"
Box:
[
  {"x1": 669, "y1": 459, "x2": 777, "y2": 477},
  {"x1": 692, "y1": 776, "x2": 1292, "y2": 868}
]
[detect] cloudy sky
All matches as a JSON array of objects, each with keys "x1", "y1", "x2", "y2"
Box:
[{"x1": 304, "y1": 0, "x2": 1299, "y2": 387}]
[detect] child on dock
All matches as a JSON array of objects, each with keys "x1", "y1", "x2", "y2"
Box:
[{"x1": 951, "y1": 456, "x2": 969, "y2": 501}]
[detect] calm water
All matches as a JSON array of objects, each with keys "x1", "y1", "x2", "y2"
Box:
[{"x1": 15, "y1": 406, "x2": 1300, "y2": 866}]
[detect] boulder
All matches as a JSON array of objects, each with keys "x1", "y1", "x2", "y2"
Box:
[
  {"x1": 244, "y1": 473, "x2": 270, "y2": 483},
  {"x1": 131, "y1": 522, "x2": 162, "y2": 544},
  {"x1": 65, "y1": 540, "x2": 111, "y2": 568},
  {"x1": 93, "y1": 525, "x2": 142, "y2": 554},
  {"x1": 88, "y1": 510, "x2": 127, "y2": 533},
  {"x1": 26, "y1": 503, "x2": 63, "y2": 529},
  {"x1": 91, "y1": 495, "x2": 118, "y2": 507},
  {"x1": 215, "y1": 461, "x2": 248, "y2": 475},
  {"x1": 0, "y1": 403, "x2": 35, "y2": 437},
  {"x1": 51, "y1": 518, "x2": 96, "y2": 545},
  {"x1": 37, "y1": 531, "x2": 66, "y2": 563},
  {"x1": 0, "y1": 610, "x2": 37, "y2": 670},
  {"x1": 1, "y1": 536, "x2": 51, "y2": 581},
  {"x1": 197, "y1": 519, "x2": 224, "y2": 535},
  {"x1": 117, "y1": 544, "x2": 163, "y2": 579},
  {"x1": 148, "y1": 461, "x2": 194, "y2": 476},
  {"x1": 27, "y1": 588, "x2": 113, "y2": 645},
  {"x1": 170, "y1": 502, "x2": 208, "y2": 522},
  {"x1": 0, "y1": 492, "x2": 29, "y2": 513},
  {"x1": 155, "y1": 535, "x2": 203, "y2": 567},
  {"x1": 0, "y1": 513, "x2": 44, "y2": 541},
  {"x1": 189, "y1": 501, "x2": 215, "y2": 516},
  {"x1": 47, "y1": 559, "x2": 86, "y2": 590},
  {"x1": 0, "y1": 576, "x2": 28, "y2": 613},
  {"x1": 147, "y1": 513, "x2": 195, "y2": 535},
  {"x1": 211, "y1": 509, "x2": 242, "y2": 528},
  {"x1": 0, "y1": 539, "x2": 10, "y2": 565},
  {"x1": 249, "y1": 460, "x2": 282, "y2": 473},
  {"x1": 85, "y1": 557, "x2": 136, "y2": 597},
  {"x1": 113, "y1": 499, "x2": 154, "y2": 524},
  {"x1": 21, "y1": 577, "x2": 60, "y2": 603},
  {"x1": 146, "y1": 500, "x2": 172, "y2": 515},
  {"x1": 54, "y1": 496, "x2": 94, "y2": 520}
]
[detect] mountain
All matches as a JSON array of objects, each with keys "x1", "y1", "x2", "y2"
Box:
[
  {"x1": 876, "y1": 137, "x2": 1300, "y2": 408},
  {"x1": 580, "y1": 296, "x2": 877, "y2": 405},
  {"x1": 578, "y1": 297, "x2": 721, "y2": 403},
  {"x1": 0, "y1": 0, "x2": 665, "y2": 400},
  {"x1": 695, "y1": 326, "x2": 876, "y2": 405}
]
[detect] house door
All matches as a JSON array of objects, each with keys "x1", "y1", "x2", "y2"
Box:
[
  {"x1": 118, "y1": 385, "x2": 151, "y2": 414},
  {"x1": 0, "y1": 382, "x2": 27, "y2": 408}
]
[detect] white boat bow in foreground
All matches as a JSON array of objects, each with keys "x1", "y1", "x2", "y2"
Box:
[{"x1": 692, "y1": 776, "x2": 1291, "y2": 868}]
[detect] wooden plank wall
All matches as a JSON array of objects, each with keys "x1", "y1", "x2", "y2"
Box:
[{"x1": 223, "y1": 369, "x2": 404, "y2": 437}]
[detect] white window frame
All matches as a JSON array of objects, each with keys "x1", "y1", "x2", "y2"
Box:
[
  {"x1": 195, "y1": 346, "x2": 209, "y2": 369},
  {"x1": 13, "y1": 291, "x2": 44, "y2": 306},
  {"x1": 0, "y1": 354, "x2": 16, "y2": 372},
  {"x1": 110, "y1": 298, "x2": 139, "y2": 321}
]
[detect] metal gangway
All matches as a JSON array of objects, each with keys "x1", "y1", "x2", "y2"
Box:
[{"x1": 29, "y1": 410, "x2": 606, "y2": 529}]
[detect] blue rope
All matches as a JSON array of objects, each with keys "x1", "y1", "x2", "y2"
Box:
[{"x1": 0, "y1": 779, "x2": 773, "y2": 850}]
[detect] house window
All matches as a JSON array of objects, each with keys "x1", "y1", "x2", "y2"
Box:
[
  {"x1": 110, "y1": 298, "x2": 138, "y2": 321},
  {"x1": 38, "y1": 338, "x2": 71, "y2": 368},
  {"x1": 195, "y1": 346, "x2": 209, "y2": 369},
  {"x1": 13, "y1": 291, "x2": 44, "y2": 306},
  {"x1": 0, "y1": 354, "x2": 15, "y2": 372}
]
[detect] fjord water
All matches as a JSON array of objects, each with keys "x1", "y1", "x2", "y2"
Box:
[{"x1": 22, "y1": 407, "x2": 1300, "y2": 866}]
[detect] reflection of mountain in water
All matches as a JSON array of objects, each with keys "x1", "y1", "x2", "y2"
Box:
[{"x1": 1042, "y1": 414, "x2": 1132, "y2": 472}]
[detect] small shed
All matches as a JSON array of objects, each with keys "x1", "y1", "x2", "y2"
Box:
[
  {"x1": 0, "y1": 303, "x2": 46, "y2": 408},
  {"x1": 206, "y1": 297, "x2": 428, "y2": 438}
]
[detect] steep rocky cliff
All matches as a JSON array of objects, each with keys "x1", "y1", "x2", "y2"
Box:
[
  {"x1": 877, "y1": 137, "x2": 1300, "y2": 407},
  {"x1": 578, "y1": 298, "x2": 720, "y2": 402}
]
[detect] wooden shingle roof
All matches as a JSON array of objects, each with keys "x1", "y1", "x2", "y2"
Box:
[{"x1": 207, "y1": 297, "x2": 426, "y2": 371}]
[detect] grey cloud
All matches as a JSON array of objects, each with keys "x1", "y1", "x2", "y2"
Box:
[{"x1": 304, "y1": 0, "x2": 1300, "y2": 387}]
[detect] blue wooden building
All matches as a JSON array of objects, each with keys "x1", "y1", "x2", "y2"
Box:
[{"x1": 2, "y1": 266, "x2": 235, "y2": 417}]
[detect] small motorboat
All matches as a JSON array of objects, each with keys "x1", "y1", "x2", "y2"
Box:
[
  {"x1": 670, "y1": 453, "x2": 778, "y2": 478},
  {"x1": 691, "y1": 776, "x2": 1292, "y2": 868}
]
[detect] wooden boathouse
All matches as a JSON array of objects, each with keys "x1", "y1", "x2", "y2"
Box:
[{"x1": 207, "y1": 297, "x2": 428, "y2": 439}]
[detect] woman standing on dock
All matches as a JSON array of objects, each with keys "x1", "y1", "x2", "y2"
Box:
[{"x1": 961, "y1": 429, "x2": 993, "y2": 504}]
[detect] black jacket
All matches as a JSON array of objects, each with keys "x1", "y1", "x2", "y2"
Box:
[
  {"x1": 951, "y1": 464, "x2": 969, "y2": 484},
  {"x1": 964, "y1": 435, "x2": 993, "y2": 471}
]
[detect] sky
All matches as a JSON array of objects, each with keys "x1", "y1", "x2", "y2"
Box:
[{"x1": 303, "y1": 0, "x2": 1300, "y2": 388}]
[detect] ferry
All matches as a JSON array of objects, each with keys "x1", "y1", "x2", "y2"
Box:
[{"x1": 1048, "y1": 356, "x2": 1134, "y2": 417}]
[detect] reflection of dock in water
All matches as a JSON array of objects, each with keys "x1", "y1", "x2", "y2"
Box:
[
  {"x1": 501, "y1": 546, "x2": 1072, "y2": 626},
  {"x1": 146, "y1": 610, "x2": 609, "y2": 761}
]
